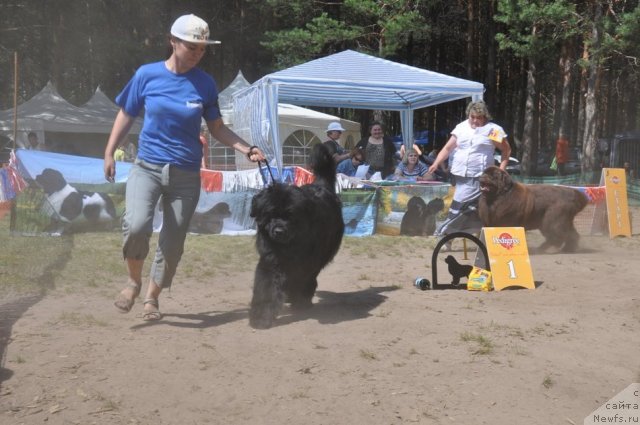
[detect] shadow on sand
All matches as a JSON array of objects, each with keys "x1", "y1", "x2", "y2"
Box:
[
  {"x1": 0, "y1": 236, "x2": 74, "y2": 390},
  {"x1": 130, "y1": 285, "x2": 399, "y2": 330}
]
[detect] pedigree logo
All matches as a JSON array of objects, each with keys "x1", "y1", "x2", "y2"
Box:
[{"x1": 492, "y1": 232, "x2": 519, "y2": 250}]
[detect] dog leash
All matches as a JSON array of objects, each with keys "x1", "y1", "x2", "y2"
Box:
[{"x1": 257, "y1": 160, "x2": 276, "y2": 187}]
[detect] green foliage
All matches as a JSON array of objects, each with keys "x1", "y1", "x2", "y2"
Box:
[
  {"x1": 262, "y1": 13, "x2": 362, "y2": 69},
  {"x1": 605, "y1": 5, "x2": 640, "y2": 60},
  {"x1": 261, "y1": 0, "x2": 431, "y2": 68},
  {"x1": 494, "y1": 0, "x2": 578, "y2": 59}
]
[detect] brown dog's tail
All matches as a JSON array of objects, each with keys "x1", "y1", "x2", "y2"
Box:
[{"x1": 309, "y1": 143, "x2": 337, "y2": 191}]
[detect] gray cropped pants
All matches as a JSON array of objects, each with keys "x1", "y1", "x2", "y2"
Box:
[{"x1": 122, "y1": 160, "x2": 200, "y2": 289}]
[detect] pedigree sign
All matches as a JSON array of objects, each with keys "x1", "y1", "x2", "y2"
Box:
[
  {"x1": 477, "y1": 227, "x2": 535, "y2": 291},
  {"x1": 601, "y1": 168, "x2": 631, "y2": 238}
]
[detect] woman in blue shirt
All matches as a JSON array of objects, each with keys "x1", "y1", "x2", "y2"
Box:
[
  {"x1": 336, "y1": 148, "x2": 366, "y2": 177},
  {"x1": 393, "y1": 151, "x2": 434, "y2": 181},
  {"x1": 105, "y1": 14, "x2": 265, "y2": 321}
]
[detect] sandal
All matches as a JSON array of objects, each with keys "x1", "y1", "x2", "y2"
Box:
[
  {"x1": 142, "y1": 298, "x2": 162, "y2": 321},
  {"x1": 114, "y1": 283, "x2": 141, "y2": 313}
]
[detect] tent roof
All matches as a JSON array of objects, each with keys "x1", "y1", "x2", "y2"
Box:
[
  {"x1": 81, "y1": 87, "x2": 142, "y2": 132},
  {"x1": 220, "y1": 70, "x2": 359, "y2": 131},
  {"x1": 81, "y1": 87, "x2": 120, "y2": 117},
  {"x1": 246, "y1": 49, "x2": 484, "y2": 111},
  {"x1": 232, "y1": 50, "x2": 483, "y2": 172},
  {"x1": 0, "y1": 82, "x2": 139, "y2": 134},
  {"x1": 218, "y1": 71, "x2": 251, "y2": 111}
]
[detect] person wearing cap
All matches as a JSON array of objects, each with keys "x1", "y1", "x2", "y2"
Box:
[
  {"x1": 105, "y1": 13, "x2": 265, "y2": 321},
  {"x1": 323, "y1": 121, "x2": 351, "y2": 164}
]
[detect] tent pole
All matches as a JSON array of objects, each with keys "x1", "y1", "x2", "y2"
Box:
[{"x1": 13, "y1": 51, "x2": 18, "y2": 150}]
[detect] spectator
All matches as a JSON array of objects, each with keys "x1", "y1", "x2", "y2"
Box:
[
  {"x1": 27, "y1": 132, "x2": 42, "y2": 150},
  {"x1": 124, "y1": 138, "x2": 137, "y2": 162},
  {"x1": 423, "y1": 147, "x2": 450, "y2": 181},
  {"x1": 336, "y1": 147, "x2": 366, "y2": 177},
  {"x1": 356, "y1": 121, "x2": 397, "y2": 179},
  {"x1": 394, "y1": 150, "x2": 434, "y2": 181},
  {"x1": 427, "y1": 101, "x2": 511, "y2": 247},
  {"x1": 114, "y1": 145, "x2": 126, "y2": 161},
  {"x1": 555, "y1": 134, "x2": 570, "y2": 176},
  {"x1": 114, "y1": 138, "x2": 136, "y2": 162},
  {"x1": 323, "y1": 122, "x2": 351, "y2": 164},
  {"x1": 398, "y1": 143, "x2": 422, "y2": 161}
]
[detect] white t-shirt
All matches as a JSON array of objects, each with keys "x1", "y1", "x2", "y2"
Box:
[{"x1": 449, "y1": 120, "x2": 507, "y2": 177}]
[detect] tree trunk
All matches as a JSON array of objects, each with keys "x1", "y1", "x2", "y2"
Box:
[
  {"x1": 466, "y1": 0, "x2": 475, "y2": 78},
  {"x1": 521, "y1": 58, "x2": 537, "y2": 176},
  {"x1": 558, "y1": 41, "x2": 572, "y2": 139},
  {"x1": 582, "y1": 2, "x2": 602, "y2": 173}
]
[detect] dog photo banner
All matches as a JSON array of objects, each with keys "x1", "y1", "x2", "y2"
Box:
[
  {"x1": 375, "y1": 184, "x2": 452, "y2": 236},
  {"x1": 13, "y1": 149, "x2": 129, "y2": 235}
]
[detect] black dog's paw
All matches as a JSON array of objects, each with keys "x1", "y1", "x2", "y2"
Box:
[
  {"x1": 289, "y1": 299, "x2": 313, "y2": 311},
  {"x1": 249, "y1": 303, "x2": 278, "y2": 329}
]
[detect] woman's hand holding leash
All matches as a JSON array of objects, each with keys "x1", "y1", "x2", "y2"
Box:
[{"x1": 246, "y1": 146, "x2": 266, "y2": 162}]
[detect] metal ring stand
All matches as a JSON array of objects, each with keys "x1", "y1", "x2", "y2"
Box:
[{"x1": 426, "y1": 232, "x2": 490, "y2": 290}]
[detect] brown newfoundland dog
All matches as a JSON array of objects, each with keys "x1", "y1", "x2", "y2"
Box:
[{"x1": 478, "y1": 166, "x2": 588, "y2": 252}]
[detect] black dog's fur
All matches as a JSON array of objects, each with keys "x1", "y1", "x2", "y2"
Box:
[
  {"x1": 249, "y1": 144, "x2": 345, "y2": 329},
  {"x1": 400, "y1": 196, "x2": 445, "y2": 236},
  {"x1": 444, "y1": 255, "x2": 473, "y2": 286},
  {"x1": 35, "y1": 168, "x2": 116, "y2": 232}
]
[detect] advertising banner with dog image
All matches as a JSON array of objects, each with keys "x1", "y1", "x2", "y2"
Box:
[
  {"x1": 376, "y1": 184, "x2": 453, "y2": 236},
  {"x1": 340, "y1": 189, "x2": 378, "y2": 237},
  {"x1": 13, "y1": 149, "x2": 129, "y2": 235}
]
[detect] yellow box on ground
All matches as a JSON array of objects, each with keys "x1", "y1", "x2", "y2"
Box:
[{"x1": 477, "y1": 227, "x2": 535, "y2": 291}]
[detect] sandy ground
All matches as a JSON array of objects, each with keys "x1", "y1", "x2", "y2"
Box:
[{"x1": 1, "y1": 231, "x2": 639, "y2": 425}]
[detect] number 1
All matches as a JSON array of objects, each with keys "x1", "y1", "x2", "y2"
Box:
[{"x1": 507, "y1": 260, "x2": 517, "y2": 279}]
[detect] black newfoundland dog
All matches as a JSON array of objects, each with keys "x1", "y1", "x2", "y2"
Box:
[{"x1": 249, "y1": 144, "x2": 345, "y2": 329}]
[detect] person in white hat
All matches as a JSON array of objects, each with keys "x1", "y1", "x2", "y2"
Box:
[
  {"x1": 105, "y1": 13, "x2": 265, "y2": 321},
  {"x1": 323, "y1": 121, "x2": 351, "y2": 164}
]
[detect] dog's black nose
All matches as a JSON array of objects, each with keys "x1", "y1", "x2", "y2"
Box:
[{"x1": 272, "y1": 227, "x2": 286, "y2": 239}]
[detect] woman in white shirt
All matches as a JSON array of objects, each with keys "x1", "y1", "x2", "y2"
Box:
[{"x1": 427, "y1": 101, "x2": 511, "y2": 244}]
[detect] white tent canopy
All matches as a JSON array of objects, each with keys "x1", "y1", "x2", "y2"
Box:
[{"x1": 233, "y1": 49, "x2": 484, "y2": 173}]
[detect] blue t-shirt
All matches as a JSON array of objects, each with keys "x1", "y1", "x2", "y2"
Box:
[
  {"x1": 336, "y1": 157, "x2": 358, "y2": 176},
  {"x1": 116, "y1": 61, "x2": 221, "y2": 171},
  {"x1": 395, "y1": 161, "x2": 429, "y2": 178}
]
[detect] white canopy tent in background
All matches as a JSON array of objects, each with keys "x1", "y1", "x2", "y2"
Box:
[
  {"x1": 0, "y1": 82, "x2": 141, "y2": 157},
  {"x1": 233, "y1": 49, "x2": 484, "y2": 174},
  {"x1": 217, "y1": 71, "x2": 360, "y2": 168}
]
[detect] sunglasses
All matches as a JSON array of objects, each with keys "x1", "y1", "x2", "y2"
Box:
[{"x1": 353, "y1": 157, "x2": 363, "y2": 163}]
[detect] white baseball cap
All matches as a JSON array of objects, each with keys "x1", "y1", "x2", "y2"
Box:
[
  {"x1": 327, "y1": 122, "x2": 346, "y2": 133},
  {"x1": 170, "y1": 14, "x2": 221, "y2": 45}
]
